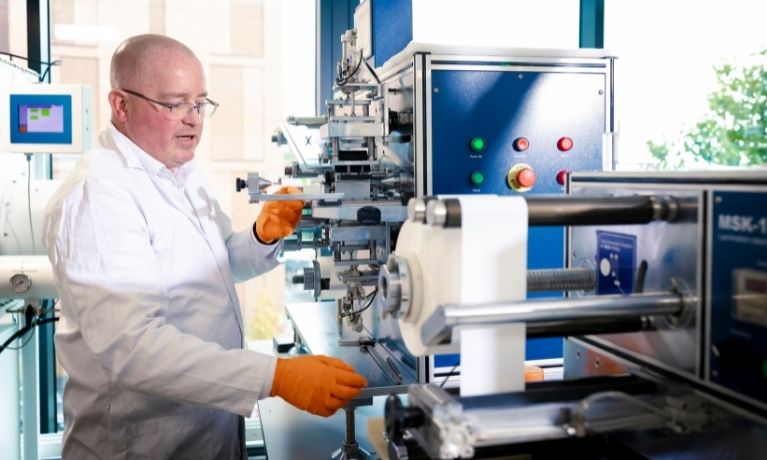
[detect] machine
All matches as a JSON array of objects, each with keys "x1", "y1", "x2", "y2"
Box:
[
  {"x1": 380, "y1": 171, "x2": 767, "y2": 459},
  {"x1": 253, "y1": 39, "x2": 615, "y2": 379},
  {"x1": 244, "y1": 2, "x2": 615, "y2": 453}
]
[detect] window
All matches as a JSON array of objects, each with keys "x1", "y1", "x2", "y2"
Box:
[{"x1": 605, "y1": 0, "x2": 767, "y2": 169}]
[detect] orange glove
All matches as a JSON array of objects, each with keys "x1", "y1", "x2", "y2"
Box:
[
  {"x1": 270, "y1": 355, "x2": 368, "y2": 417},
  {"x1": 254, "y1": 186, "x2": 304, "y2": 243}
]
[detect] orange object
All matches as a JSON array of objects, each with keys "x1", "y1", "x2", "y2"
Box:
[
  {"x1": 524, "y1": 365, "x2": 545, "y2": 382},
  {"x1": 270, "y1": 355, "x2": 368, "y2": 417},
  {"x1": 255, "y1": 186, "x2": 304, "y2": 243},
  {"x1": 516, "y1": 168, "x2": 537, "y2": 188}
]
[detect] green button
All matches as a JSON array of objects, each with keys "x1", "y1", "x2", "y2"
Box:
[
  {"x1": 469, "y1": 137, "x2": 486, "y2": 152},
  {"x1": 470, "y1": 171, "x2": 485, "y2": 186},
  {"x1": 762, "y1": 359, "x2": 767, "y2": 379}
]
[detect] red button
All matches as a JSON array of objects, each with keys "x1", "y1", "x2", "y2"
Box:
[
  {"x1": 516, "y1": 168, "x2": 537, "y2": 188},
  {"x1": 513, "y1": 137, "x2": 529, "y2": 151},
  {"x1": 557, "y1": 137, "x2": 573, "y2": 152},
  {"x1": 556, "y1": 170, "x2": 570, "y2": 185}
]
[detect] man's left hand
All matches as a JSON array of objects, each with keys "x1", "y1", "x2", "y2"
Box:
[{"x1": 254, "y1": 186, "x2": 304, "y2": 243}]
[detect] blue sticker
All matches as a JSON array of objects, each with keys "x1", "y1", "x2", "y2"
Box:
[{"x1": 596, "y1": 231, "x2": 636, "y2": 295}]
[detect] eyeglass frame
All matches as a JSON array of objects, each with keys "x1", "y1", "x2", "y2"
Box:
[{"x1": 121, "y1": 88, "x2": 219, "y2": 119}]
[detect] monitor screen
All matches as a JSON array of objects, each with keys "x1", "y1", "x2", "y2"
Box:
[
  {"x1": 9, "y1": 94, "x2": 72, "y2": 144},
  {"x1": 18, "y1": 103, "x2": 65, "y2": 134}
]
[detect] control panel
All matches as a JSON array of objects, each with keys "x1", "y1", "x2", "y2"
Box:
[
  {"x1": 429, "y1": 68, "x2": 609, "y2": 360},
  {"x1": 709, "y1": 190, "x2": 767, "y2": 405},
  {"x1": 430, "y1": 70, "x2": 606, "y2": 196}
]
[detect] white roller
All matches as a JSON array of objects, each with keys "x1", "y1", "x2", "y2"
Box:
[
  {"x1": 396, "y1": 215, "x2": 462, "y2": 356},
  {"x1": 0, "y1": 255, "x2": 57, "y2": 299},
  {"x1": 394, "y1": 195, "x2": 529, "y2": 395}
]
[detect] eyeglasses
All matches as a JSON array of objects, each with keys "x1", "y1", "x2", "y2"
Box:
[{"x1": 122, "y1": 89, "x2": 219, "y2": 120}]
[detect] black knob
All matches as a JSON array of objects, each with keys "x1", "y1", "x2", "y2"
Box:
[
  {"x1": 235, "y1": 177, "x2": 247, "y2": 192},
  {"x1": 385, "y1": 394, "x2": 424, "y2": 444},
  {"x1": 357, "y1": 206, "x2": 382, "y2": 225}
]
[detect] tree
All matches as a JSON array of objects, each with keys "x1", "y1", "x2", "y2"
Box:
[{"x1": 648, "y1": 49, "x2": 767, "y2": 169}]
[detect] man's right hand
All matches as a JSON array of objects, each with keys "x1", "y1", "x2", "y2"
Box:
[{"x1": 270, "y1": 355, "x2": 368, "y2": 417}]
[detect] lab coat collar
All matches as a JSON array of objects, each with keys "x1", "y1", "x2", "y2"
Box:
[{"x1": 104, "y1": 124, "x2": 195, "y2": 189}]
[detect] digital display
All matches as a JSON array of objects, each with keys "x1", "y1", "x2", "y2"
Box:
[
  {"x1": 9, "y1": 94, "x2": 72, "y2": 145},
  {"x1": 734, "y1": 269, "x2": 767, "y2": 328},
  {"x1": 18, "y1": 104, "x2": 65, "y2": 134}
]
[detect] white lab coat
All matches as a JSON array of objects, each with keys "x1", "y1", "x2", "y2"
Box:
[{"x1": 43, "y1": 125, "x2": 280, "y2": 459}]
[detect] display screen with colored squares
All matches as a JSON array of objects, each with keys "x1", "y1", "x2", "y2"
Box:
[{"x1": 18, "y1": 104, "x2": 65, "y2": 133}]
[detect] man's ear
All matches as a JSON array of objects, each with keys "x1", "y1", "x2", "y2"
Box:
[{"x1": 108, "y1": 90, "x2": 129, "y2": 122}]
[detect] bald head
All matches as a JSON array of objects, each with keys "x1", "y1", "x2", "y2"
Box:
[
  {"x1": 110, "y1": 34, "x2": 199, "y2": 90},
  {"x1": 107, "y1": 34, "x2": 207, "y2": 168}
]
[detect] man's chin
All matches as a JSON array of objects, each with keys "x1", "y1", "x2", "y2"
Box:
[{"x1": 169, "y1": 150, "x2": 196, "y2": 168}]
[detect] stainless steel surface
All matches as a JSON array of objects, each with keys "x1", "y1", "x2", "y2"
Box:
[
  {"x1": 329, "y1": 226, "x2": 387, "y2": 242},
  {"x1": 312, "y1": 202, "x2": 407, "y2": 222},
  {"x1": 406, "y1": 197, "x2": 427, "y2": 223},
  {"x1": 286, "y1": 302, "x2": 416, "y2": 398},
  {"x1": 378, "y1": 255, "x2": 411, "y2": 319},
  {"x1": 425, "y1": 199, "x2": 446, "y2": 226},
  {"x1": 421, "y1": 293, "x2": 685, "y2": 346},
  {"x1": 258, "y1": 396, "x2": 386, "y2": 460},
  {"x1": 249, "y1": 192, "x2": 344, "y2": 202},
  {"x1": 569, "y1": 188, "x2": 702, "y2": 377}
]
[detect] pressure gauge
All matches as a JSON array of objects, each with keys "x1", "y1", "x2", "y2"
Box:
[{"x1": 10, "y1": 273, "x2": 32, "y2": 294}]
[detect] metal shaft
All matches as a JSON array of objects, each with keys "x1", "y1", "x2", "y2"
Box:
[
  {"x1": 421, "y1": 293, "x2": 685, "y2": 346},
  {"x1": 527, "y1": 317, "x2": 651, "y2": 338},
  {"x1": 426, "y1": 195, "x2": 686, "y2": 228},
  {"x1": 525, "y1": 196, "x2": 675, "y2": 226},
  {"x1": 527, "y1": 268, "x2": 595, "y2": 292}
]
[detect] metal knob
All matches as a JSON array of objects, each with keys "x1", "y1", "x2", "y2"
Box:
[
  {"x1": 425, "y1": 200, "x2": 447, "y2": 227},
  {"x1": 407, "y1": 198, "x2": 427, "y2": 223},
  {"x1": 378, "y1": 255, "x2": 411, "y2": 319}
]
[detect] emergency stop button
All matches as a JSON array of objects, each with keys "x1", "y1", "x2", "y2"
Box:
[{"x1": 507, "y1": 163, "x2": 536, "y2": 192}]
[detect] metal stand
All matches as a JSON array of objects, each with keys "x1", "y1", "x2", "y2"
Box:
[{"x1": 331, "y1": 399, "x2": 374, "y2": 460}]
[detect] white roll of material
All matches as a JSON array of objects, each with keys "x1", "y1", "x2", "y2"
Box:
[
  {"x1": 0, "y1": 255, "x2": 57, "y2": 299},
  {"x1": 395, "y1": 195, "x2": 529, "y2": 396}
]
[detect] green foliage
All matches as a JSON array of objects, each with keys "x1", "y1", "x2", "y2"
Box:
[{"x1": 648, "y1": 49, "x2": 767, "y2": 169}]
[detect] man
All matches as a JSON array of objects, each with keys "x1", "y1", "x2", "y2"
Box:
[{"x1": 43, "y1": 34, "x2": 367, "y2": 459}]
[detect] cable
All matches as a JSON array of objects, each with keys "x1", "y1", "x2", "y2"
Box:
[
  {"x1": 362, "y1": 56, "x2": 381, "y2": 85},
  {"x1": 336, "y1": 50, "x2": 364, "y2": 87},
  {"x1": 0, "y1": 51, "x2": 60, "y2": 82},
  {"x1": 439, "y1": 360, "x2": 460, "y2": 389},
  {"x1": 340, "y1": 289, "x2": 377, "y2": 318},
  {"x1": 38, "y1": 60, "x2": 62, "y2": 83},
  {"x1": 26, "y1": 154, "x2": 36, "y2": 254},
  {"x1": 0, "y1": 315, "x2": 59, "y2": 355}
]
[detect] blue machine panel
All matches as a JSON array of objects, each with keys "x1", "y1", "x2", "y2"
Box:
[
  {"x1": 709, "y1": 191, "x2": 767, "y2": 405},
  {"x1": 430, "y1": 69, "x2": 607, "y2": 359},
  {"x1": 371, "y1": 0, "x2": 413, "y2": 68},
  {"x1": 596, "y1": 231, "x2": 637, "y2": 295}
]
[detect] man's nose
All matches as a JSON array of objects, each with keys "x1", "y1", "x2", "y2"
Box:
[{"x1": 182, "y1": 106, "x2": 203, "y2": 124}]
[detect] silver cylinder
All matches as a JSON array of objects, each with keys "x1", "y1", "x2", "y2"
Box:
[{"x1": 421, "y1": 293, "x2": 687, "y2": 346}]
